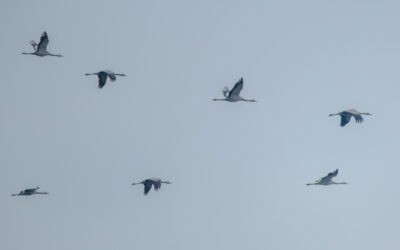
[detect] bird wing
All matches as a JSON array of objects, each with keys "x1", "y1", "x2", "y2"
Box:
[
  {"x1": 23, "y1": 188, "x2": 36, "y2": 195},
  {"x1": 228, "y1": 78, "x2": 243, "y2": 98},
  {"x1": 340, "y1": 113, "x2": 352, "y2": 127},
  {"x1": 222, "y1": 87, "x2": 230, "y2": 97},
  {"x1": 37, "y1": 32, "x2": 49, "y2": 52},
  {"x1": 98, "y1": 72, "x2": 108, "y2": 88},
  {"x1": 319, "y1": 169, "x2": 338, "y2": 183},
  {"x1": 153, "y1": 181, "x2": 161, "y2": 191},
  {"x1": 144, "y1": 182, "x2": 153, "y2": 195},
  {"x1": 30, "y1": 40, "x2": 38, "y2": 51},
  {"x1": 353, "y1": 114, "x2": 364, "y2": 123},
  {"x1": 107, "y1": 73, "x2": 116, "y2": 82}
]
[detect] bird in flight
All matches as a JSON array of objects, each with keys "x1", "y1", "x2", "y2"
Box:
[
  {"x1": 306, "y1": 169, "x2": 347, "y2": 186},
  {"x1": 213, "y1": 77, "x2": 256, "y2": 102},
  {"x1": 11, "y1": 186, "x2": 49, "y2": 196},
  {"x1": 85, "y1": 70, "x2": 126, "y2": 88},
  {"x1": 22, "y1": 31, "x2": 62, "y2": 57},
  {"x1": 132, "y1": 178, "x2": 172, "y2": 195},
  {"x1": 329, "y1": 109, "x2": 372, "y2": 127}
]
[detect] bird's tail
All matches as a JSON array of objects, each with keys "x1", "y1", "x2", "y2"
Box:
[{"x1": 222, "y1": 87, "x2": 230, "y2": 97}]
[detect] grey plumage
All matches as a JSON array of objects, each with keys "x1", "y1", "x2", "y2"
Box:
[
  {"x1": 132, "y1": 178, "x2": 172, "y2": 195},
  {"x1": 11, "y1": 186, "x2": 49, "y2": 196},
  {"x1": 329, "y1": 109, "x2": 372, "y2": 127},
  {"x1": 307, "y1": 169, "x2": 347, "y2": 186},
  {"x1": 85, "y1": 70, "x2": 126, "y2": 88},
  {"x1": 213, "y1": 78, "x2": 256, "y2": 102},
  {"x1": 22, "y1": 31, "x2": 62, "y2": 57}
]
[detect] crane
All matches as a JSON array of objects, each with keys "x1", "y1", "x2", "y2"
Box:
[
  {"x1": 213, "y1": 78, "x2": 256, "y2": 102},
  {"x1": 329, "y1": 109, "x2": 372, "y2": 127},
  {"x1": 132, "y1": 178, "x2": 172, "y2": 195},
  {"x1": 85, "y1": 70, "x2": 126, "y2": 88},
  {"x1": 22, "y1": 31, "x2": 62, "y2": 57},
  {"x1": 11, "y1": 186, "x2": 49, "y2": 196},
  {"x1": 307, "y1": 169, "x2": 347, "y2": 186}
]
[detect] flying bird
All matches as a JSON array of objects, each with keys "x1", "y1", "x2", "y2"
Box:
[
  {"x1": 132, "y1": 178, "x2": 172, "y2": 195},
  {"x1": 11, "y1": 186, "x2": 49, "y2": 196},
  {"x1": 329, "y1": 109, "x2": 372, "y2": 127},
  {"x1": 22, "y1": 31, "x2": 62, "y2": 57},
  {"x1": 85, "y1": 70, "x2": 126, "y2": 88},
  {"x1": 306, "y1": 169, "x2": 347, "y2": 186},
  {"x1": 213, "y1": 78, "x2": 256, "y2": 102}
]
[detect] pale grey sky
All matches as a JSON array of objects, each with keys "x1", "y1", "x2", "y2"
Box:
[{"x1": 1, "y1": 0, "x2": 400, "y2": 250}]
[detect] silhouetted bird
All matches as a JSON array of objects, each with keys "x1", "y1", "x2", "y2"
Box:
[
  {"x1": 307, "y1": 169, "x2": 347, "y2": 186},
  {"x1": 132, "y1": 178, "x2": 172, "y2": 195},
  {"x1": 22, "y1": 31, "x2": 62, "y2": 57},
  {"x1": 85, "y1": 70, "x2": 126, "y2": 88},
  {"x1": 11, "y1": 186, "x2": 49, "y2": 196},
  {"x1": 329, "y1": 109, "x2": 372, "y2": 127},
  {"x1": 213, "y1": 78, "x2": 256, "y2": 102}
]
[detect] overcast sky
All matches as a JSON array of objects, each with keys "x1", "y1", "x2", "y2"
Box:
[{"x1": 1, "y1": 1, "x2": 400, "y2": 250}]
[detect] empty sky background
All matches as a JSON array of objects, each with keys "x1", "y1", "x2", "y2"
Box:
[{"x1": 1, "y1": 0, "x2": 400, "y2": 249}]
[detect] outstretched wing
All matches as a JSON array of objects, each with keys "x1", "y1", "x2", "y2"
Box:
[
  {"x1": 144, "y1": 182, "x2": 152, "y2": 195},
  {"x1": 320, "y1": 169, "x2": 338, "y2": 183},
  {"x1": 23, "y1": 187, "x2": 38, "y2": 195},
  {"x1": 228, "y1": 78, "x2": 243, "y2": 98},
  {"x1": 98, "y1": 72, "x2": 108, "y2": 88},
  {"x1": 30, "y1": 40, "x2": 38, "y2": 51},
  {"x1": 37, "y1": 32, "x2": 49, "y2": 52},
  {"x1": 353, "y1": 114, "x2": 364, "y2": 123},
  {"x1": 107, "y1": 73, "x2": 116, "y2": 82},
  {"x1": 222, "y1": 87, "x2": 230, "y2": 97},
  {"x1": 153, "y1": 181, "x2": 161, "y2": 191},
  {"x1": 340, "y1": 113, "x2": 352, "y2": 127}
]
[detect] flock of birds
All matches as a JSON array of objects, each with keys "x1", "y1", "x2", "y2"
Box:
[{"x1": 12, "y1": 31, "x2": 373, "y2": 196}]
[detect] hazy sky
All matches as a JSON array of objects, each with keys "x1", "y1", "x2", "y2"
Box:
[{"x1": 1, "y1": 1, "x2": 400, "y2": 250}]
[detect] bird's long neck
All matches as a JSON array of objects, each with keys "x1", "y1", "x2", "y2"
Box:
[
  {"x1": 34, "y1": 191, "x2": 49, "y2": 194},
  {"x1": 331, "y1": 181, "x2": 347, "y2": 185},
  {"x1": 213, "y1": 98, "x2": 227, "y2": 101},
  {"x1": 48, "y1": 53, "x2": 62, "y2": 57},
  {"x1": 242, "y1": 98, "x2": 256, "y2": 102},
  {"x1": 114, "y1": 73, "x2": 126, "y2": 76},
  {"x1": 306, "y1": 183, "x2": 317, "y2": 185},
  {"x1": 22, "y1": 52, "x2": 35, "y2": 55},
  {"x1": 329, "y1": 113, "x2": 339, "y2": 116}
]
